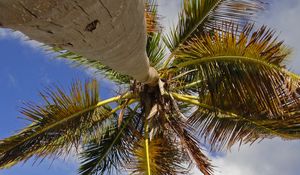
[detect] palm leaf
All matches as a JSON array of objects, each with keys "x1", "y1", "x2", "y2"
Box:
[
  {"x1": 190, "y1": 108, "x2": 300, "y2": 151},
  {"x1": 171, "y1": 25, "x2": 300, "y2": 119},
  {"x1": 129, "y1": 132, "x2": 189, "y2": 175},
  {"x1": 0, "y1": 80, "x2": 128, "y2": 169},
  {"x1": 163, "y1": 0, "x2": 268, "y2": 52},
  {"x1": 53, "y1": 49, "x2": 131, "y2": 84},
  {"x1": 145, "y1": 0, "x2": 161, "y2": 34},
  {"x1": 147, "y1": 33, "x2": 166, "y2": 69},
  {"x1": 172, "y1": 93, "x2": 300, "y2": 151},
  {"x1": 79, "y1": 105, "x2": 140, "y2": 175},
  {"x1": 167, "y1": 114, "x2": 213, "y2": 175}
]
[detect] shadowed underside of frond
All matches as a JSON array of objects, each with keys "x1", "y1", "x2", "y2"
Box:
[{"x1": 79, "y1": 106, "x2": 141, "y2": 175}]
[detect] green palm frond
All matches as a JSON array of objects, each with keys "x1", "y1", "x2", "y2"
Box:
[
  {"x1": 170, "y1": 25, "x2": 300, "y2": 118},
  {"x1": 147, "y1": 33, "x2": 166, "y2": 69},
  {"x1": 79, "y1": 105, "x2": 140, "y2": 175},
  {"x1": 163, "y1": 0, "x2": 268, "y2": 53},
  {"x1": 0, "y1": 80, "x2": 132, "y2": 169},
  {"x1": 53, "y1": 48, "x2": 131, "y2": 84}
]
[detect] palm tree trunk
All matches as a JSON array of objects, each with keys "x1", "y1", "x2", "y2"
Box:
[{"x1": 0, "y1": 0, "x2": 158, "y2": 84}]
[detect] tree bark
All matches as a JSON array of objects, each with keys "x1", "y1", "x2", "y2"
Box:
[{"x1": 0, "y1": 0, "x2": 158, "y2": 84}]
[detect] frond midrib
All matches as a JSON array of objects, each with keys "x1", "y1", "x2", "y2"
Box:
[
  {"x1": 174, "y1": 55, "x2": 300, "y2": 80},
  {"x1": 3, "y1": 93, "x2": 134, "y2": 154}
]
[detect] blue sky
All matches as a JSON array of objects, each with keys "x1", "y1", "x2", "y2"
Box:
[
  {"x1": 0, "y1": 31, "x2": 91, "y2": 175},
  {"x1": 1, "y1": 1, "x2": 300, "y2": 175}
]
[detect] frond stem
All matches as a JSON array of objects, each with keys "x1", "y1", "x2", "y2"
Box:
[
  {"x1": 175, "y1": 56, "x2": 300, "y2": 80},
  {"x1": 144, "y1": 120, "x2": 151, "y2": 175}
]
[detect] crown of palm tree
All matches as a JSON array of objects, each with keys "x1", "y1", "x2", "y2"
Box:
[{"x1": 1, "y1": 0, "x2": 300, "y2": 175}]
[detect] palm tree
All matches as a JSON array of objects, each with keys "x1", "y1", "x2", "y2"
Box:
[{"x1": 1, "y1": 0, "x2": 300, "y2": 174}]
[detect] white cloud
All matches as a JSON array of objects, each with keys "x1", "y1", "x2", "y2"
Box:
[{"x1": 212, "y1": 139, "x2": 300, "y2": 175}]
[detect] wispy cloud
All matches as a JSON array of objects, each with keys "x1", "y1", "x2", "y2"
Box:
[{"x1": 7, "y1": 73, "x2": 17, "y2": 88}]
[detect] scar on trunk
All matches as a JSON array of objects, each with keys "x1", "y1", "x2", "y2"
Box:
[{"x1": 85, "y1": 20, "x2": 100, "y2": 32}]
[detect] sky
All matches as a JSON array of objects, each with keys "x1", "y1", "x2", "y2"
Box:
[{"x1": 1, "y1": 0, "x2": 300, "y2": 175}]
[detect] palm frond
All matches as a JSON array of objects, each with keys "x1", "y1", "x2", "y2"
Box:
[
  {"x1": 0, "y1": 80, "x2": 128, "y2": 169},
  {"x1": 172, "y1": 93, "x2": 300, "y2": 151},
  {"x1": 145, "y1": 0, "x2": 161, "y2": 34},
  {"x1": 170, "y1": 25, "x2": 300, "y2": 119},
  {"x1": 129, "y1": 133, "x2": 189, "y2": 175},
  {"x1": 175, "y1": 24, "x2": 290, "y2": 66},
  {"x1": 79, "y1": 105, "x2": 140, "y2": 175},
  {"x1": 167, "y1": 114, "x2": 213, "y2": 175},
  {"x1": 147, "y1": 33, "x2": 166, "y2": 69},
  {"x1": 53, "y1": 48, "x2": 131, "y2": 84},
  {"x1": 163, "y1": 0, "x2": 268, "y2": 53},
  {"x1": 190, "y1": 108, "x2": 300, "y2": 151}
]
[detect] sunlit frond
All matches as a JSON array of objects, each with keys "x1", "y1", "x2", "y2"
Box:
[
  {"x1": 163, "y1": 0, "x2": 268, "y2": 53},
  {"x1": 145, "y1": 0, "x2": 161, "y2": 34},
  {"x1": 0, "y1": 80, "x2": 128, "y2": 169},
  {"x1": 175, "y1": 24, "x2": 290, "y2": 66},
  {"x1": 170, "y1": 25, "x2": 300, "y2": 119}
]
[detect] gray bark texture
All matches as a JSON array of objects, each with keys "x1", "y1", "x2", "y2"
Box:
[{"x1": 0, "y1": 0, "x2": 158, "y2": 84}]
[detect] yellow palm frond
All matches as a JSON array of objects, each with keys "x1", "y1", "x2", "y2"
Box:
[{"x1": 0, "y1": 80, "x2": 133, "y2": 169}]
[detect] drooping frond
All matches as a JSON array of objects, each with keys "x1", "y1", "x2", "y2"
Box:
[
  {"x1": 53, "y1": 48, "x2": 131, "y2": 84},
  {"x1": 172, "y1": 93, "x2": 300, "y2": 151},
  {"x1": 164, "y1": 0, "x2": 269, "y2": 52},
  {"x1": 170, "y1": 25, "x2": 300, "y2": 120},
  {"x1": 79, "y1": 105, "x2": 140, "y2": 175},
  {"x1": 167, "y1": 114, "x2": 213, "y2": 175},
  {"x1": 0, "y1": 80, "x2": 130, "y2": 169}
]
